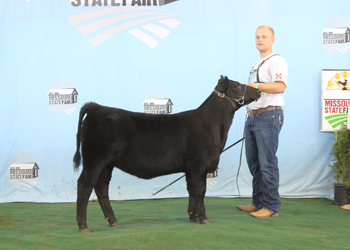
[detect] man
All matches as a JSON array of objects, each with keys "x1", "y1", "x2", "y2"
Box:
[{"x1": 237, "y1": 25, "x2": 288, "y2": 218}]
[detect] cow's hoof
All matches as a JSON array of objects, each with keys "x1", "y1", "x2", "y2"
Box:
[
  {"x1": 189, "y1": 213, "x2": 199, "y2": 223},
  {"x1": 200, "y1": 219, "x2": 212, "y2": 224},
  {"x1": 79, "y1": 228, "x2": 91, "y2": 233},
  {"x1": 190, "y1": 218, "x2": 199, "y2": 223},
  {"x1": 110, "y1": 222, "x2": 120, "y2": 227}
]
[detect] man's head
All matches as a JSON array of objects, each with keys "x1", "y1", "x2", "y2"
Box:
[{"x1": 255, "y1": 25, "x2": 275, "y2": 57}]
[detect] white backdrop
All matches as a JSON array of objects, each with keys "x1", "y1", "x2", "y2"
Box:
[{"x1": 1, "y1": 0, "x2": 349, "y2": 203}]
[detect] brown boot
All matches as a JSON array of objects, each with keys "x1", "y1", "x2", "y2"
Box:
[
  {"x1": 250, "y1": 208, "x2": 279, "y2": 218},
  {"x1": 237, "y1": 204, "x2": 259, "y2": 212}
]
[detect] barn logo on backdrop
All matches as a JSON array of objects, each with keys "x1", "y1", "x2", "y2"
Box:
[
  {"x1": 322, "y1": 70, "x2": 350, "y2": 130},
  {"x1": 8, "y1": 152, "x2": 39, "y2": 189},
  {"x1": 143, "y1": 87, "x2": 173, "y2": 114},
  {"x1": 47, "y1": 77, "x2": 78, "y2": 115},
  {"x1": 322, "y1": 16, "x2": 350, "y2": 54},
  {"x1": 207, "y1": 179, "x2": 217, "y2": 189},
  {"x1": 68, "y1": 0, "x2": 181, "y2": 48}
]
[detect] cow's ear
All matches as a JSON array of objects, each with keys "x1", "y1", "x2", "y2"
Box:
[
  {"x1": 218, "y1": 75, "x2": 224, "y2": 85},
  {"x1": 219, "y1": 75, "x2": 227, "y2": 85},
  {"x1": 223, "y1": 76, "x2": 229, "y2": 87},
  {"x1": 217, "y1": 75, "x2": 228, "y2": 92}
]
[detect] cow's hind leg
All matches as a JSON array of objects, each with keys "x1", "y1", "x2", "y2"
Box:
[
  {"x1": 186, "y1": 173, "x2": 199, "y2": 222},
  {"x1": 76, "y1": 168, "x2": 101, "y2": 232},
  {"x1": 191, "y1": 171, "x2": 211, "y2": 224},
  {"x1": 94, "y1": 165, "x2": 119, "y2": 227}
]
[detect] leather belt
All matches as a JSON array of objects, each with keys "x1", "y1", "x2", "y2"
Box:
[{"x1": 247, "y1": 106, "x2": 281, "y2": 117}]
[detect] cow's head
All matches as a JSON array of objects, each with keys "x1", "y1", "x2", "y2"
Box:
[{"x1": 214, "y1": 75, "x2": 261, "y2": 108}]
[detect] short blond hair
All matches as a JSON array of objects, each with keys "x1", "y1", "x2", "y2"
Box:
[{"x1": 257, "y1": 25, "x2": 275, "y2": 38}]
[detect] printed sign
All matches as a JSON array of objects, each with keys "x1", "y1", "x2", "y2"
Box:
[
  {"x1": 321, "y1": 69, "x2": 350, "y2": 131},
  {"x1": 68, "y1": 0, "x2": 181, "y2": 48}
]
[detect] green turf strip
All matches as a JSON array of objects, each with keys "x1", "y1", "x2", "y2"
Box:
[{"x1": 0, "y1": 198, "x2": 349, "y2": 250}]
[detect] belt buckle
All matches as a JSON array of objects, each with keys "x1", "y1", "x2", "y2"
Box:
[{"x1": 247, "y1": 109, "x2": 254, "y2": 117}]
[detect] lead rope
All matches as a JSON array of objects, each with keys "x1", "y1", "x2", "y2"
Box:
[
  {"x1": 152, "y1": 135, "x2": 246, "y2": 197},
  {"x1": 236, "y1": 113, "x2": 248, "y2": 200}
]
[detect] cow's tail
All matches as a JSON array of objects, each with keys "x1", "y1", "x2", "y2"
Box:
[{"x1": 73, "y1": 102, "x2": 100, "y2": 172}]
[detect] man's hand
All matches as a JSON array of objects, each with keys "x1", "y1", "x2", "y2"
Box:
[
  {"x1": 247, "y1": 82, "x2": 256, "y2": 88},
  {"x1": 247, "y1": 81, "x2": 286, "y2": 94}
]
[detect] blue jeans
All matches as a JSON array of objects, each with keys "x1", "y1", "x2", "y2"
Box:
[{"x1": 245, "y1": 109, "x2": 284, "y2": 214}]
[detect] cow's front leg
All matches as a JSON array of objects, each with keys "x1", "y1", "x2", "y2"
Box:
[
  {"x1": 94, "y1": 166, "x2": 119, "y2": 227},
  {"x1": 186, "y1": 173, "x2": 199, "y2": 222},
  {"x1": 191, "y1": 171, "x2": 211, "y2": 224}
]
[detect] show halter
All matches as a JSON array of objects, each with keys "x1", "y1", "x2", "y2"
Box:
[{"x1": 213, "y1": 84, "x2": 247, "y2": 107}]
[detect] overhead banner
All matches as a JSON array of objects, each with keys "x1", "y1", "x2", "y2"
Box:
[{"x1": 321, "y1": 69, "x2": 350, "y2": 131}]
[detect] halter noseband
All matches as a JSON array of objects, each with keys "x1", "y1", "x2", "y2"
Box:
[{"x1": 213, "y1": 84, "x2": 247, "y2": 108}]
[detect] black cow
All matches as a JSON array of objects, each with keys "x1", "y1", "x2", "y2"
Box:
[{"x1": 73, "y1": 76, "x2": 261, "y2": 232}]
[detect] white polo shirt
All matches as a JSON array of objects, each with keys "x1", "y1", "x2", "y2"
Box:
[{"x1": 248, "y1": 52, "x2": 288, "y2": 110}]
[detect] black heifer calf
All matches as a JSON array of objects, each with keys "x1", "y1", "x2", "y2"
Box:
[{"x1": 73, "y1": 75, "x2": 261, "y2": 232}]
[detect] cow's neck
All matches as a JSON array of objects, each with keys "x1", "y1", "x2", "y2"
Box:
[
  {"x1": 199, "y1": 93, "x2": 238, "y2": 130},
  {"x1": 198, "y1": 94, "x2": 240, "y2": 152}
]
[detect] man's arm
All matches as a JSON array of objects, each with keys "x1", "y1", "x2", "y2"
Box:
[{"x1": 247, "y1": 81, "x2": 286, "y2": 94}]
